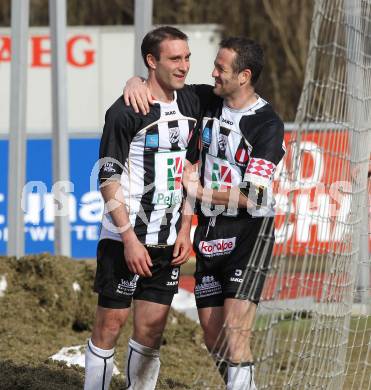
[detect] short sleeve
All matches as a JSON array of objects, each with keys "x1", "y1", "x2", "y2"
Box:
[
  {"x1": 243, "y1": 118, "x2": 285, "y2": 187},
  {"x1": 98, "y1": 104, "x2": 137, "y2": 182},
  {"x1": 185, "y1": 125, "x2": 200, "y2": 164}
]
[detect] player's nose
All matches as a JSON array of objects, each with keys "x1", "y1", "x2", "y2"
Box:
[{"x1": 179, "y1": 59, "x2": 189, "y2": 73}]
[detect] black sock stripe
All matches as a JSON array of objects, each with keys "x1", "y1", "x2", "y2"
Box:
[
  {"x1": 102, "y1": 359, "x2": 107, "y2": 390},
  {"x1": 126, "y1": 346, "x2": 134, "y2": 389},
  {"x1": 87, "y1": 341, "x2": 114, "y2": 390}
]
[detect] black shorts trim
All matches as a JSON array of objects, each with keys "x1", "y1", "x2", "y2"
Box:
[
  {"x1": 195, "y1": 293, "x2": 259, "y2": 309},
  {"x1": 134, "y1": 290, "x2": 174, "y2": 306},
  {"x1": 98, "y1": 294, "x2": 131, "y2": 309}
]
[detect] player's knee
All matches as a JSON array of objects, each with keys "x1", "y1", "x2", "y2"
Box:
[
  {"x1": 134, "y1": 323, "x2": 164, "y2": 348},
  {"x1": 95, "y1": 314, "x2": 125, "y2": 339}
]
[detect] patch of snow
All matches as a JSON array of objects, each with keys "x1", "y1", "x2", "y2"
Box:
[
  {"x1": 50, "y1": 345, "x2": 120, "y2": 375},
  {"x1": 0, "y1": 275, "x2": 7, "y2": 297},
  {"x1": 172, "y1": 288, "x2": 199, "y2": 322}
]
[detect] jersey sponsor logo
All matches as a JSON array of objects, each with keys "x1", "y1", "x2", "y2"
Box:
[
  {"x1": 230, "y1": 277, "x2": 243, "y2": 283},
  {"x1": 153, "y1": 191, "x2": 182, "y2": 206},
  {"x1": 145, "y1": 133, "x2": 159, "y2": 148},
  {"x1": 199, "y1": 237, "x2": 236, "y2": 257},
  {"x1": 202, "y1": 127, "x2": 211, "y2": 145},
  {"x1": 195, "y1": 275, "x2": 222, "y2": 298},
  {"x1": 116, "y1": 275, "x2": 139, "y2": 295},
  {"x1": 102, "y1": 162, "x2": 116, "y2": 173},
  {"x1": 165, "y1": 110, "x2": 176, "y2": 116},
  {"x1": 230, "y1": 269, "x2": 243, "y2": 282},
  {"x1": 221, "y1": 117, "x2": 233, "y2": 126},
  {"x1": 167, "y1": 156, "x2": 183, "y2": 190},
  {"x1": 153, "y1": 151, "x2": 185, "y2": 206},
  {"x1": 169, "y1": 127, "x2": 180, "y2": 144},
  {"x1": 211, "y1": 162, "x2": 232, "y2": 190}
]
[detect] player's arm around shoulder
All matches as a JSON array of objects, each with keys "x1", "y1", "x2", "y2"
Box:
[{"x1": 123, "y1": 76, "x2": 153, "y2": 115}]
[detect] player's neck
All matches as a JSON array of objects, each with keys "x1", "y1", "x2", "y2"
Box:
[
  {"x1": 147, "y1": 77, "x2": 174, "y2": 103},
  {"x1": 224, "y1": 86, "x2": 257, "y2": 111}
]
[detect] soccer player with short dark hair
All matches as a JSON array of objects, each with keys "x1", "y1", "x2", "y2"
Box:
[
  {"x1": 124, "y1": 36, "x2": 285, "y2": 390},
  {"x1": 84, "y1": 26, "x2": 200, "y2": 390}
]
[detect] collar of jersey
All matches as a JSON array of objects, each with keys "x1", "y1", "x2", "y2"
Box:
[
  {"x1": 223, "y1": 95, "x2": 265, "y2": 113},
  {"x1": 152, "y1": 90, "x2": 177, "y2": 105}
]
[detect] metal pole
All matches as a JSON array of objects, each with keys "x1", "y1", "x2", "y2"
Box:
[
  {"x1": 7, "y1": 0, "x2": 29, "y2": 258},
  {"x1": 345, "y1": 0, "x2": 370, "y2": 304},
  {"x1": 49, "y1": 0, "x2": 71, "y2": 257},
  {"x1": 134, "y1": 0, "x2": 153, "y2": 77}
]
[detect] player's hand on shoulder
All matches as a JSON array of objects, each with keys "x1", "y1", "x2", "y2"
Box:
[
  {"x1": 123, "y1": 236, "x2": 153, "y2": 277},
  {"x1": 123, "y1": 76, "x2": 153, "y2": 115}
]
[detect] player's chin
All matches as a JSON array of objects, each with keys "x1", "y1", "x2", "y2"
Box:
[
  {"x1": 213, "y1": 85, "x2": 223, "y2": 96},
  {"x1": 172, "y1": 79, "x2": 186, "y2": 90}
]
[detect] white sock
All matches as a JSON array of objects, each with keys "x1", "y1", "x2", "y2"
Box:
[
  {"x1": 84, "y1": 338, "x2": 115, "y2": 390},
  {"x1": 227, "y1": 363, "x2": 257, "y2": 390},
  {"x1": 125, "y1": 338, "x2": 160, "y2": 390}
]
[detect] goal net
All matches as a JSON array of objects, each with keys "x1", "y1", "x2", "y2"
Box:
[{"x1": 198, "y1": 0, "x2": 371, "y2": 389}]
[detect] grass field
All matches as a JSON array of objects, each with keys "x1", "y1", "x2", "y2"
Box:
[{"x1": 0, "y1": 254, "x2": 369, "y2": 389}]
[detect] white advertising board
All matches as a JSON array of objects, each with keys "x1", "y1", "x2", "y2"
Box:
[{"x1": 0, "y1": 25, "x2": 221, "y2": 135}]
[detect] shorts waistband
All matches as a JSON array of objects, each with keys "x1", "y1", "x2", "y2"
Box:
[{"x1": 197, "y1": 212, "x2": 257, "y2": 226}]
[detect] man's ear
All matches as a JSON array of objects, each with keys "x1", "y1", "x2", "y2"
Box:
[
  {"x1": 239, "y1": 68, "x2": 252, "y2": 85},
  {"x1": 146, "y1": 54, "x2": 157, "y2": 70}
]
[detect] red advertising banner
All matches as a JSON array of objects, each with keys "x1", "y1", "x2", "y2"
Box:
[
  {"x1": 191, "y1": 130, "x2": 370, "y2": 256},
  {"x1": 275, "y1": 130, "x2": 371, "y2": 255}
]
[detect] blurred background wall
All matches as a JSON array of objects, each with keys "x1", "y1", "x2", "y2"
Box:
[{"x1": 0, "y1": 0, "x2": 314, "y2": 122}]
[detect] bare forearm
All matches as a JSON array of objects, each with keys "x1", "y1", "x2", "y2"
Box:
[
  {"x1": 197, "y1": 186, "x2": 254, "y2": 209},
  {"x1": 179, "y1": 201, "x2": 193, "y2": 232},
  {"x1": 100, "y1": 180, "x2": 137, "y2": 243}
]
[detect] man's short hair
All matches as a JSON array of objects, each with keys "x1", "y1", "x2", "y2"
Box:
[
  {"x1": 141, "y1": 26, "x2": 188, "y2": 68},
  {"x1": 220, "y1": 37, "x2": 264, "y2": 85}
]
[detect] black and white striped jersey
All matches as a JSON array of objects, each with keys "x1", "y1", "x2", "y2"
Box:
[
  {"x1": 191, "y1": 84, "x2": 285, "y2": 218},
  {"x1": 98, "y1": 87, "x2": 200, "y2": 245}
]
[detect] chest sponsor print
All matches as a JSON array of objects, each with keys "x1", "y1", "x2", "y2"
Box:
[
  {"x1": 211, "y1": 163, "x2": 232, "y2": 190},
  {"x1": 204, "y1": 154, "x2": 242, "y2": 190},
  {"x1": 152, "y1": 150, "x2": 186, "y2": 207}
]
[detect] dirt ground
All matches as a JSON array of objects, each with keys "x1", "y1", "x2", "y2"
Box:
[{"x1": 0, "y1": 254, "x2": 222, "y2": 390}]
